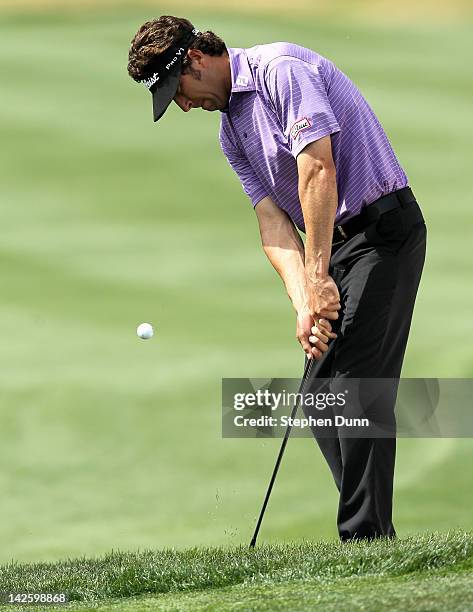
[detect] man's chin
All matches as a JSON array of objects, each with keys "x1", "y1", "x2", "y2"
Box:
[{"x1": 203, "y1": 98, "x2": 228, "y2": 112}]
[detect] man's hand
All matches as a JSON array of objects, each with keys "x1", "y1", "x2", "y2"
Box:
[
  {"x1": 309, "y1": 317, "x2": 337, "y2": 359},
  {"x1": 296, "y1": 307, "x2": 338, "y2": 360},
  {"x1": 305, "y1": 273, "x2": 341, "y2": 320},
  {"x1": 296, "y1": 307, "x2": 316, "y2": 359}
]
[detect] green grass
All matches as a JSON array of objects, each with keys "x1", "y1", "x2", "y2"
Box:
[
  {"x1": 0, "y1": 0, "x2": 472, "y2": 582},
  {"x1": 0, "y1": 532, "x2": 472, "y2": 611}
]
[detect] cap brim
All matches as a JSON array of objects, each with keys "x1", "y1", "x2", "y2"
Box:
[{"x1": 151, "y1": 65, "x2": 181, "y2": 123}]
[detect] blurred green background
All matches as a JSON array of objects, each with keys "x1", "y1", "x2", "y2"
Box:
[{"x1": 0, "y1": 1, "x2": 472, "y2": 564}]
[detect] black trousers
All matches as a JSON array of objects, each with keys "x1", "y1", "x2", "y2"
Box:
[{"x1": 302, "y1": 196, "x2": 427, "y2": 540}]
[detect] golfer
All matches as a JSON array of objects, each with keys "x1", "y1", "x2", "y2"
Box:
[{"x1": 128, "y1": 16, "x2": 427, "y2": 540}]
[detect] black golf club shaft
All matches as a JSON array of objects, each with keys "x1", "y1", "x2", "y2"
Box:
[{"x1": 249, "y1": 357, "x2": 313, "y2": 548}]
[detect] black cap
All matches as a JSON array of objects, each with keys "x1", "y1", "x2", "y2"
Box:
[{"x1": 140, "y1": 28, "x2": 200, "y2": 122}]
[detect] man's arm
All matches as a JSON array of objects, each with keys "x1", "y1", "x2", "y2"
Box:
[
  {"x1": 297, "y1": 136, "x2": 341, "y2": 321},
  {"x1": 255, "y1": 196, "x2": 336, "y2": 359}
]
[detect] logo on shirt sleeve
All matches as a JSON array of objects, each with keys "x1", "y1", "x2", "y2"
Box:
[{"x1": 290, "y1": 117, "x2": 312, "y2": 140}]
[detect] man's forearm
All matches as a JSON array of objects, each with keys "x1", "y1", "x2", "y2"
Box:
[
  {"x1": 299, "y1": 164, "x2": 338, "y2": 279},
  {"x1": 260, "y1": 215, "x2": 309, "y2": 313}
]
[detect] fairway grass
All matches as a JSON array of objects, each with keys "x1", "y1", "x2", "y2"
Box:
[
  {"x1": 54, "y1": 572, "x2": 473, "y2": 611},
  {"x1": 1, "y1": 0, "x2": 472, "y2": 25},
  {"x1": 0, "y1": 532, "x2": 472, "y2": 611}
]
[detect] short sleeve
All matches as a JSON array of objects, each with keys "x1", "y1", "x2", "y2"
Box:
[
  {"x1": 219, "y1": 120, "x2": 269, "y2": 208},
  {"x1": 263, "y1": 58, "x2": 341, "y2": 158}
]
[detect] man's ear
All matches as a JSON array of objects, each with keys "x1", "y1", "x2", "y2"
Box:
[{"x1": 187, "y1": 48, "x2": 205, "y2": 65}]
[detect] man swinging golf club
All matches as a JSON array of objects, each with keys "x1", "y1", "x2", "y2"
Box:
[{"x1": 127, "y1": 16, "x2": 427, "y2": 541}]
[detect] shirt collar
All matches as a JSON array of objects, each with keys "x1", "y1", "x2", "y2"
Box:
[
  {"x1": 229, "y1": 47, "x2": 256, "y2": 92},
  {"x1": 222, "y1": 47, "x2": 256, "y2": 113}
]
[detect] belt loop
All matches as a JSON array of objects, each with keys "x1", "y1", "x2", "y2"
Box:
[
  {"x1": 398, "y1": 186, "x2": 414, "y2": 209},
  {"x1": 396, "y1": 190, "x2": 406, "y2": 209}
]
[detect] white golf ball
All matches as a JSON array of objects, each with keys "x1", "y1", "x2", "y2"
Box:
[{"x1": 137, "y1": 322, "x2": 154, "y2": 340}]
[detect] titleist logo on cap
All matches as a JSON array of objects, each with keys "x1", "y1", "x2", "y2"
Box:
[
  {"x1": 142, "y1": 73, "x2": 161, "y2": 90},
  {"x1": 141, "y1": 28, "x2": 200, "y2": 90}
]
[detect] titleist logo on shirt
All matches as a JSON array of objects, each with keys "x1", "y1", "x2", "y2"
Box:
[{"x1": 290, "y1": 117, "x2": 312, "y2": 140}]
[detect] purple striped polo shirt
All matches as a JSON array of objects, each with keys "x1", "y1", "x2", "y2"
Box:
[{"x1": 219, "y1": 43, "x2": 408, "y2": 232}]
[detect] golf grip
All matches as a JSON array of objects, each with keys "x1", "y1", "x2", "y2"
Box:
[{"x1": 249, "y1": 356, "x2": 313, "y2": 548}]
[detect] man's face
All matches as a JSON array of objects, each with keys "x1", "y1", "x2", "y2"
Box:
[{"x1": 173, "y1": 49, "x2": 230, "y2": 113}]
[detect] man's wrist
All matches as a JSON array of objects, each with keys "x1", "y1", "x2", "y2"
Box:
[
  {"x1": 305, "y1": 258, "x2": 329, "y2": 280},
  {"x1": 291, "y1": 292, "x2": 310, "y2": 314}
]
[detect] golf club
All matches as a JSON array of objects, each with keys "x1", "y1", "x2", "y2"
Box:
[
  {"x1": 249, "y1": 356, "x2": 313, "y2": 548},
  {"x1": 249, "y1": 265, "x2": 345, "y2": 548}
]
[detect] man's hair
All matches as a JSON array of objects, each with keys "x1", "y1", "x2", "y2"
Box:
[{"x1": 128, "y1": 15, "x2": 227, "y2": 82}]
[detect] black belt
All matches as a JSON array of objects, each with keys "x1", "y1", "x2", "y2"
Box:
[{"x1": 332, "y1": 187, "x2": 417, "y2": 246}]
